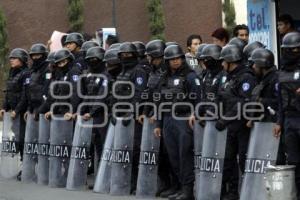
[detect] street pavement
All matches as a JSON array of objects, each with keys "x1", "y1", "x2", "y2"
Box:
[{"x1": 0, "y1": 177, "x2": 164, "y2": 200}]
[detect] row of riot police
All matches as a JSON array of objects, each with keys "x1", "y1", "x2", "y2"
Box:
[{"x1": 1, "y1": 31, "x2": 300, "y2": 200}]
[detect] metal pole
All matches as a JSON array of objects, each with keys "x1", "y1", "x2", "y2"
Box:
[{"x1": 112, "y1": 0, "x2": 116, "y2": 27}]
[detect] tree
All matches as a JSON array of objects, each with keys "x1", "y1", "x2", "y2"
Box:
[
  {"x1": 0, "y1": 6, "x2": 9, "y2": 103},
  {"x1": 223, "y1": 0, "x2": 236, "y2": 37},
  {"x1": 147, "y1": 0, "x2": 166, "y2": 41},
  {"x1": 67, "y1": 0, "x2": 84, "y2": 32}
]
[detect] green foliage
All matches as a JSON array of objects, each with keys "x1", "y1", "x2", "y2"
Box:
[
  {"x1": 67, "y1": 0, "x2": 84, "y2": 32},
  {"x1": 223, "y1": 0, "x2": 236, "y2": 36},
  {"x1": 147, "y1": 0, "x2": 166, "y2": 41},
  {"x1": 0, "y1": 6, "x2": 9, "y2": 103}
]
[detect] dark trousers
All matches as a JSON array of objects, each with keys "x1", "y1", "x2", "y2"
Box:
[
  {"x1": 92, "y1": 116, "x2": 108, "y2": 172},
  {"x1": 162, "y1": 116, "x2": 194, "y2": 188},
  {"x1": 284, "y1": 117, "x2": 300, "y2": 200},
  {"x1": 222, "y1": 121, "x2": 250, "y2": 195}
]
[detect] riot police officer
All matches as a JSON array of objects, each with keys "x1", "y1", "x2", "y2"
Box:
[
  {"x1": 64, "y1": 32, "x2": 86, "y2": 71},
  {"x1": 243, "y1": 41, "x2": 265, "y2": 68},
  {"x1": 80, "y1": 47, "x2": 108, "y2": 169},
  {"x1": 274, "y1": 32, "x2": 300, "y2": 199},
  {"x1": 114, "y1": 42, "x2": 148, "y2": 193},
  {"x1": 17, "y1": 43, "x2": 51, "y2": 120},
  {"x1": 0, "y1": 48, "x2": 30, "y2": 179},
  {"x1": 133, "y1": 41, "x2": 151, "y2": 75},
  {"x1": 40, "y1": 48, "x2": 81, "y2": 120},
  {"x1": 80, "y1": 41, "x2": 99, "y2": 73},
  {"x1": 215, "y1": 45, "x2": 257, "y2": 200},
  {"x1": 154, "y1": 45, "x2": 200, "y2": 200},
  {"x1": 190, "y1": 44, "x2": 227, "y2": 125}
]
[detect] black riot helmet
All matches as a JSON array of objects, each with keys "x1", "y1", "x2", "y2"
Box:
[
  {"x1": 145, "y1": 39, "x2": 166, "y2": 58},
  {"x1": 195, "y1": 43, "x2": 208, "y2": 60},
  {"x1": 85, "y1": 47, "x2": 105, "y2": 61},
  {"x1": 108, "y1": 43, "x2": 121, "y2": 50},
  {"x1": 65, "y1": 32, "x2": 85, "y2": 47},
  {"x1": 243, "y1": 41, "x2": 265, "y2": 59},
  {"x1": 80, "y1": 41, "x2": 99, "y2": 53},
  {"x1": 118, "y1": 42, "x2": 138, "y2": 57},
  {"x1": 166, "y1": 42, "x2": 179, "y2": 47},
  {"x1": 9, "y1": 48, "x2": 29, "y2": 63},
  {"x1": 133, "y1": 41, "x2": 146, "y2": 57},
  {"x1": 29, "y1": 43, "x2": 48, "y2": 56},
  {"x1": 220, "y1": 45, "x2": 243, "y2": 63},
  {"x1": 281, "y1": 32, "x2": 300, "y2": 48},
  {"x1": 228, "y1": 37, "x2": 247, "y2": 52},
  {"x1": 199, "y1": 44, "x2": 222, "y2": 60},
  {"x1": 54, "y1": 48, "x2": 74, "y2": 64},
  {"x1": 164, "y1": 45, "x2": 185, "y2": 60},
  {"x1": 46, "y1": 52, "x2": 56, "y2": 64},
  {"x1": 250, "y1": 48, "x2": 274, "y2": 69},
  {"x1": 104, "y1": 48, "x2": 120, "y2": 65}
]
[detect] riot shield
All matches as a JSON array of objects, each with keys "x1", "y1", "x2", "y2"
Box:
[
  {"x1": 240, "y1": 122, "x2": 280, "y2": 200},
  {"x1": 196, "y1": 121, "x2": 227, "y2": 200},
  {"x1": 66, "y1": 116, "x2": 93, "y2": 190},
  {"x1": 48, "y1": 116, "x2": 73, "y2": 188},
  {"x1": 0, "y1": 112, "x2": 21, "y2": 179},
  {"x1": 21, "y1": 113, "x2": 39, "y2": 182},
  {"x1": 136, "y1": 117, "x2": 160, "y2": 197},
  {"x1": 110, "y1": 118, "x2": 134, "y2": 196},
  {"x1": 37, "y1": 114, "x2": 50, "y2": 185},
  {"x1": 93, "y1": 122, "x2": 115, "y2": 194},
  {"x1": 194, "y1": 121, "x2": 205, "y2": 199}
]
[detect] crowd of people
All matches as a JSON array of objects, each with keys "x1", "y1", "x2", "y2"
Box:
[{"x1": 0, "y1": 13, "x2": 300, "y2": 200}]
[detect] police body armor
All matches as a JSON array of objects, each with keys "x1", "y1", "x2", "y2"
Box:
[
  {"x1": 110, "y1": 118, "x2": 135, "y2": 195},
  {"x1": 0, "y1": 112, "x2": 21, "y2": 179},
  {"x1": 240, "y1": 122, "x2": 279, "y2": 200},
  {"x1": 94, "y1": 122, "x2": 115, "y2": 194},
  {"x1": 136, "y1": 117, "x2": 160, "y2": 197},
  {"x1": 278, "y1": 69, "x2": 300, "y2": 115},
  {"x1": 28, "y1": 65, "x2": 51, "y2": 110},
  {"x1": 21, "y1": 113, "x2": 39, "y2": 182},
  {"x1": 196, "y1": 121, "x2": 227, "y2": 200},
  {"x1": 48, "y1": 116, "x2": 73, "y2": 188},
  {"x1": 193, "y1": 121, "x2": 205, "y2": 199},
  {"x1": 37, "y1": 114, "x2": 50, "y2": 185},
  {"x1": 5, "y1": 69, "x2": 26, "y2": 109},
  {"x1": 66, "y1": 116, "x2": 93, "y2": 190}
]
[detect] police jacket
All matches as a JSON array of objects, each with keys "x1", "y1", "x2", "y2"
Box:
[
  {"x1": 18, "y1": 61, "x2": 51, "y2": 113},
  {"x1": 38, "y1": 61, "x2": 81, "y2": 115},
  {"x1": 3, "y1": 65, "x2": 30, "y2": 114},
  {"x1": 277, "y1": 64, "x2": 300, "y2": 124},
  {"x1": 219, "y1": 64, "x2": 257, "y2": 125}
]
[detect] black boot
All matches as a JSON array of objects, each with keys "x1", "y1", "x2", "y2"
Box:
[
  {"x1": 160, "y1": 186, "x2": 180, "y2": 198},
  {"x1": 168, "y1": 190, "x2": 182, "y2": 200},
  {"x1": 175, "y1": 186, "x2": 194, "y2": 200}
]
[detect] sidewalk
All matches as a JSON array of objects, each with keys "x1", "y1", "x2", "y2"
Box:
[{"x1": 0, "y1": 178, "x2": 163, "y2": 200}]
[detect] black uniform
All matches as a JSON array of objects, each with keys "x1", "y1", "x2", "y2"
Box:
[
  {"x1": 218, "y1": 64, "x2": 257, "y2": 198},
  {"x1": 39, "y1": 61, "x2": 81, "y2": 115}
]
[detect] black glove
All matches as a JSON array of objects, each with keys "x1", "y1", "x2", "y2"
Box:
[
  {"x1": 122, "y1": 119, "x2": 131, "y2": 127},
  {"x1": 33, "y1": 112, "x2": 39, "y2": 121},
  {"x1": 111, "y1": 117, "x2": 117, "y2": 126},
  {"x1": 198, "y1": 120, "x2": 206, "y2": 128},
  {"x1": 215, "y1": 120, "x2": 226, "y2": 131}
]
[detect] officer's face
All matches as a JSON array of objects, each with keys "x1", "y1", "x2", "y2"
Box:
[
  {"x1": 9, "y1": 58, "x2": 23, "y2": 68},
  {"x1": 120, "y1": 52, "x2": 134, "y2": 59},
  {"x1": 237, "y1": 29, "x2": 249, "y2": 43},
  {"x1": 189, "y1": 39, "x2": 201, "y2": 55},
  {"x1": 198, "y1": 59, "x2": 206, "y2": 70},
  {"x1": 252, "y1": 64, "x2": 262, "y2": 76},
  {"x1": 277, "y1": 21, "x2": 291, "y2": 35},
  {"x1": 66, "y1": 42, "x2": 78, "y2": 52},
  {"x1": 222, "y1": 61, "x2": 230, "y2": 71},
  {"x1": 169, "y1": 57, "x2": 183, "y2": 70},
  {"x1": 57, "y1": 59, "x2": 69, "y2": 68},
  {"x1": 31, "y1": 54, "x2": 43, "y2": 60},
  {"x1": 212, "y1": 37, "x2": 227, "y2": 47}
]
